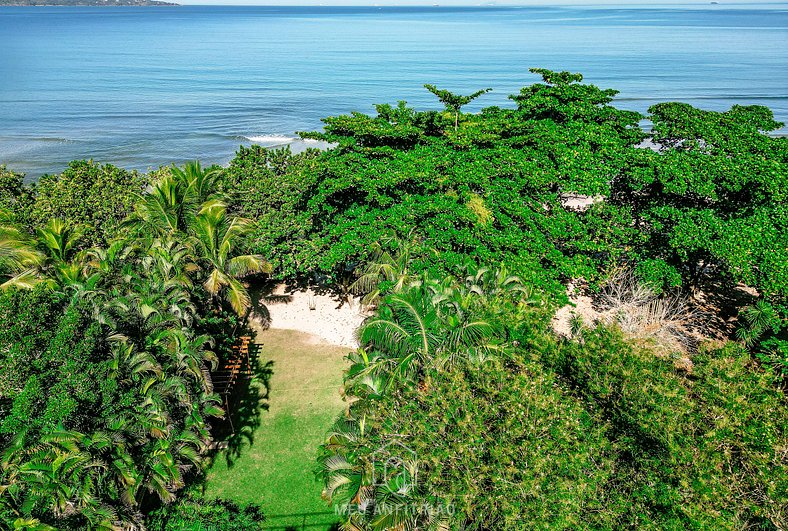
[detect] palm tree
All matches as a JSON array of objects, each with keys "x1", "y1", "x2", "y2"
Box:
[
  {"x1": 171, "y1": 160, "x2": 224, "y2": 206},
  {"x1": 105, "y1": 280, "x2": 191, "y2": 342},
  {"x1": 462, "y1": 263, "x2": 529, "y2": 298},
  {"x1": 83, "y1": 239, "x2": 137, "y2": 278},
  {"x1": 357, "y1": 279, "x2": 497, "y2": 384},
  {"x1": 34, "y1": 218, "x2": 90, "y2": 288},
  {"x1": 351, "y1": 231, "x2": 420, "y2": 307},
  {"x1": 0, "y1": 210, "x2": 43, "y2": 290},
  {"x1": 128, "y1": 173, "x2": 196, "y2": 238},
  {"x1": 36, "y1": 218, "x2": 85, "y2": 264},
  {"x1": 737, "y1": 299, "x2": 781, "y2": 347},
  {"x1": 318, "y1": 410, "x2": 444, "y2": 531},
  {"x1": 0, "y1": 429, "x2": 118, "y2": 529},
  {"x1": 151, "y1": 327, "x2": 217, "y2": 394},
  {"x1": 317, "y1": 414, "x2": 369, "y2": 519},
  {"x1": 127, "y1": 162, "x2": 224, "y2": 239},
  {"x1": 141, "y1": 238, "x2": 198, "y2": 292},
  {"x1": 193, "y1": 201, "x2": 271, "y2": 315}
]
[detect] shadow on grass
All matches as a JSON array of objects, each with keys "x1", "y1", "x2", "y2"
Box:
[
  {"x1": 212, "y1": 326, "x2": 274, "y2": 469},
  {"x1": 267, "y1": 512, "x2": 339, "y2": 530}
]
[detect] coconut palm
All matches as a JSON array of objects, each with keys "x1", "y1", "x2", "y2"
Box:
[
  {"x1": 193, "y1": 201, "x2": 271, "y2": 315},
  {"x1": 108, "y1": 337, "x2": 162, "y2": 383},
  {"x1": 0, "y1": 210, "x2": 43, "y2": 289},
  {"x1": 83, "y1": 239, "x2": 137, "y2": 278},
  {"x1": 351, "y1": 231, "x2": 420, "y2": 307},
  {"x1": 171, "y1": 160, "x2": 224, "y2": 206},
  {"x1": 141, "y1": 238, "x2": 198, "y2": 291},
  {"x1": 127, "y1": 162, "x2": 224, "y2": 239},
  {"x1": 128, "y1": 173, "x2": 196, "y2": 237},
  {"x1": 105, "y1": 283, "x2": 190, "y2": 343},
  {"x1": 358, "y1": 279, "x2": 497, "y2": 384}
]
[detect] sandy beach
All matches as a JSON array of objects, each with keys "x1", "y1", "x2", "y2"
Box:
[{"x1": 250, "y1": 283, "x2": 368, "y2": 349}]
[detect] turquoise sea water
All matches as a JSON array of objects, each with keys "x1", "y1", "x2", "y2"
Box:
[{"x1": 1, "y1": 4, "x2": 787, "y2": 179}]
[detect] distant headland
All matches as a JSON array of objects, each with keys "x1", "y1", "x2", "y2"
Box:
[{"x1": 0, "y1": 0, "x2": 177, "y2": 5}]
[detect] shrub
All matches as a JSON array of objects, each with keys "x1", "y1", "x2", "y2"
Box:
[
  {"x1": 0, "y1": 166, "x2": 33, "y2": 222},
  {"x1": 145, "y1": 497, "x2": 266, "y2": 531},
  {"x1": 29, "y1": 160, "x2": 144, "y2": 247}
]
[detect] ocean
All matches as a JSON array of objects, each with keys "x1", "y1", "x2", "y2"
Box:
[{"x1": 1, "y1": 4, "x2": 786, "y2": 179}]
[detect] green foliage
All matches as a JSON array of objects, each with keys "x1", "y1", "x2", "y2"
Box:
[
  {"x1": 613, "y1": 103, "x2": 788, "y2": 293},
  {"x1": 0, "y1": 167, "x2": 33, "y2": 221},
  {"x1": 423, "y1": 84, "x2": 491, "y2": 130},
  {"x1": 609, "y1": 99, "x2": 788, "y2": 374},
  {"x1": 738, "y1": 300, "x2": 788, "y2": 382},
  {"x1": 350, "y1": 231, "x2": 421, "y2": 307},
  {"x1": 145, "y1": 497, "x2": 266, "y2": 531},
  {"x1": 220, "y1": 145, "x2": 318, "y2": 278},
  {"x1": 0, "y1": 161, "x2": 268, "y2": 528},
  {"x1": 0, "y1": 288, "x2": 108, "y2": 435},
  {"x1": 363, "y1": 359, "x2": 609, "y2": 530},
  {"x1": 321, "y1": 269, "x2": 787, "y2": 529},
  {"x1": 552, "y1": 329, "x2": 787, "y2": 528},
  {"x1": 232, "y1": 69, "x2": 651, "y2": 296},
  {"x1": 0, "y1": 210, "x2": 43, "y2": 289},
  {"x1": 28, "y1": 160, "x2": 144, "y2": 248},
  {"x1": 2, "y1": 68, "x2": 787, "y2": 529}
]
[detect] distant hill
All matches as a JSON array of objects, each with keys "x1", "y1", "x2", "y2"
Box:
[{"x1": 0, "y1": 0, "x2": 177, "y2": 5}]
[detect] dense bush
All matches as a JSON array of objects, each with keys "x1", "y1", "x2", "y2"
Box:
[
  {"x1": 2, "y1": 68, "x2": 787, "y2": 529},
  {"x1": 0, "y1": 288, "x2": 109, "y2": 436},
  {"x1": 361, "y1": 359, "x2": 611, "y2": 529},
  {"x1": 550, "y1": 327, "x2": 787, "y2": 528},
  {"x1": 145, "y1": 497, "x2": 265, "y2": 531},
  {"x1": 0, "y1": 163, "x2": 265, "y2": 529},
  {"x1": 319, "y1": 273, "x2": 787, "y2": 529},
  {"x1": 222, "y1": 145, "x2": 320, "y2": 276},
  {"x1": 0, "y1": 166, "x2": 33, "y2": 218},
  {"x1": 28, "y1": 160, "x2": 144, "y2": 248}
]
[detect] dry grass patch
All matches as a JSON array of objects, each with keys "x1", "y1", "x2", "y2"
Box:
[
  {"x1": 554, "y1": 274, "x2": 707, "y2": 368},
  {"x1": 598, "y1": 272, "x2": 702, "y2": 358}
]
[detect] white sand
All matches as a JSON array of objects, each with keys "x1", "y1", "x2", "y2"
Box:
[
  {"x1": 250, "y1": 283, "x2": 369, "y2": 348},
  {"x1": 560, "y1": 194, "x2": 603, "y2": 211},
  {"x1": 551, "y1": 281, "x2": 599, "y2": 337}
]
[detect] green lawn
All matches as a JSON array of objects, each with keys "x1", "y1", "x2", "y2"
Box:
[{"x1": 204, "y1": 328, "x2": 349, "y2": 530}]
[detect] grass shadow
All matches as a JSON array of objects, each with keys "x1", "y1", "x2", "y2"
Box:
[
  {"x1": 212, "y1": 328, "x2": 274, "y2": 469},
  {"x1": 268, "y1": 513, "x2": 340, "y2": 530}
]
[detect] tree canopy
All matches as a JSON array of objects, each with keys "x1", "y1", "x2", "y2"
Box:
[{"x1": 0, "y1": 68, "x2": 786, "y2": 530}]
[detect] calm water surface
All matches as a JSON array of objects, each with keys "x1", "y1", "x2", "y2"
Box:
[{"x1": 1, "y1": 5, "x2": 787, "y2": 178}]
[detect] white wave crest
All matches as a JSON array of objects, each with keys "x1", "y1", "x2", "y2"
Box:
[{"x1": 244, "y1": 134, "x2": 296, "y2": 144}]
